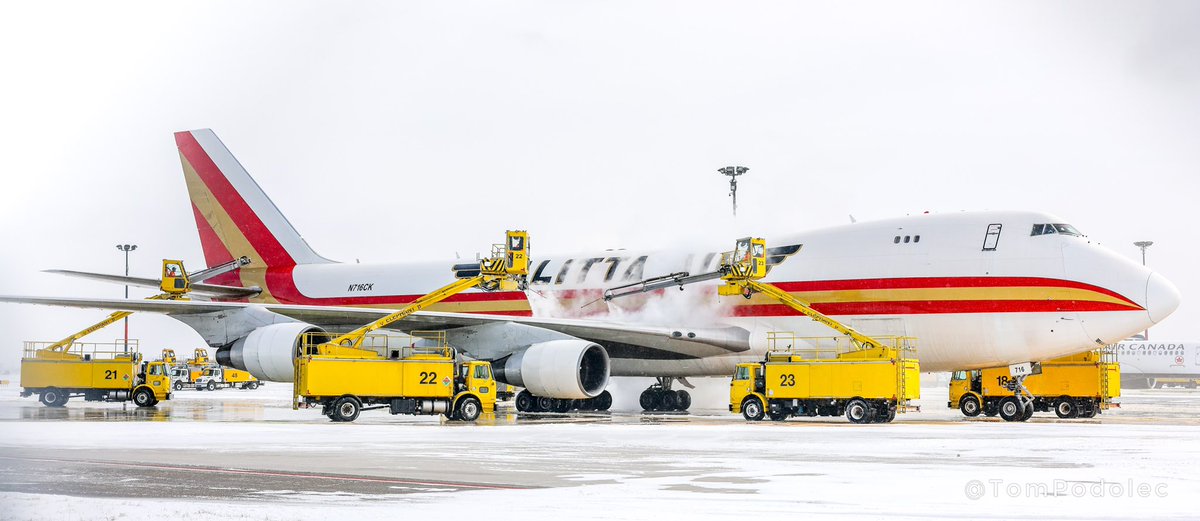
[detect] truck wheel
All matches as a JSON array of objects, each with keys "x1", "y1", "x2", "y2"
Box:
[
  {"x1": 595, "y1": 390, "x2": 612, "y2": 411},
  {"x1": 248, "y1": 381, "x2": 259, "y2": 390},
  {"x1": 741, "y1": 397, "x2": 765, "y2": 421},
  {"x1": 883, "y1": 406, "x2": 897, "y2": 423},
  {"x1": 40, "y1": 388, "x2": 67, "y2": 408},
  {"x1": 959, "y1": 395, "x2": 981, "y2": 417},
  {"x1": 768, "y1": 410, "x2": 788, "y2": 421},
  {"x1": 1078, "y1": 400, "x2": 1098, "y2": 418},
  {"x1": 639, "y1": 390, "x2": 659, "y2": 411},
  {"x1": 457, "y1": 396, "x2": 482, "y2": 422},
  {"x1": 675, "y1": 390, "x2": 691, "y2": 411},
  {"x1": 330, "y1": 396, "x2": 361, "y2": 422},
  {"x1": 133, "y1": 388, "x2": 156, "y2": 408},
  {"x1": 515, "y1": 390, "x2": 534, "y2": 412},
  {"x1": 845, "y1": 399, "x2": 874, "y2": 424},
  {"x1": 173, "y1": 381, "x2": 184, "y2": 391},
  {"x1": 1054, "y1": 398, "x2": 1077, "y2": 419},
  {"x1": 982, "y1": 401, "x2": 999, "y2": 417},
  {"x1": 206, "y1": 381, "x2": 217, "y2": 391}
]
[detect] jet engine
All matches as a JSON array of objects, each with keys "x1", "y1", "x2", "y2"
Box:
[
  {"x1": 217, "y1": 322, "x2": 327, "y2": 382},
  {"x1": 493, "y1": 340, "x2": 610, "y2": 399}
]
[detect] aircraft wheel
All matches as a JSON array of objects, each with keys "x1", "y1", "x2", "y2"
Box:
[
  {"x1": 457, "y1": 396, "x2": 482, "y2": 422},
  {"x1": 845, "y1": 398, "x2": 874, "y2": 424},
  {"x1": 594, "y1": 390, "x2": 612, "y2": 411},
  {"x1": 1020, "y1": 401, "x2": 1034, "y2": 421},
  {"x1": 675, "y1": 390, "x2": 691, "y2": 411},
  {"x1": 959, "y1": 395, "x2": 982, "y2": 417},
  {"x1": 552, "y1": 399, "x2": 572, "y2": 413},
  {"x1": 515, "y1": 390, "x2": 534, "y2": 412},
  {"x1": 639, "y1": 389, "x2": 658, "y2": 411},
  {"x1": 535, "y1": 396, "x2": 554, "y2": 412},
  {"x1": 330, "y1": 396, "x2": 361, "y2": 422},
  {"x1": 998, "y1": 397, "x2": 1023, "y2": 422},
  {"x1": 133, "y1": 388, "x2": 156, "y2": 408},
  {"x1": 658, "y1": 390, "x2": 678, "y2": 411},
  {"x1": 1054, "y1": 398, "x2": 1077, "y2": 419},
  {"x1": 741, "y1": 397, "x2": 765, "y2": 421}
]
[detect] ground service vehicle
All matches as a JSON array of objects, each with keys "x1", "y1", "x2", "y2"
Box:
[
  {"x1": 20, "y1": 341, "x2": 172, "y2": 407},
  {"x1": 950, "y1": 348, "x2": 1120, "y2": 421},
  {"x1": 294, "y1": 332, "x2": 497, "y2": 422},
  {"x1": 194, "y1": 366, "x2": 260, "y2": 390},
  {"x1": 731, "y1": 334, "x2": 919, "y2": 423},
  {"x1": 185, "y1": 348, "x2": 216, "y2": 381},
  {"x1": 600, "y1": 237, "x2": 922, "y2": 417},
  {"x1": 293, "y1": 231, "x2": 528, "y2": 422}
]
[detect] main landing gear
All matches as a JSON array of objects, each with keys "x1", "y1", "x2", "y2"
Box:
[
  {"x1": 514, "y1": 389, "x2": 613, "y2": 413},
  {"x1": 639, "y1": 377, "x2": 692, "y2": 412}
]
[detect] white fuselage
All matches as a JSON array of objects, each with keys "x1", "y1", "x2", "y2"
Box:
[{"x1": 266, "y1": 210, "x2": 1178, "y2": 376}]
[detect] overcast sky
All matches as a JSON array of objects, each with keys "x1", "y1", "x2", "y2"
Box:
[{"x1": 0, "y1": 1, "x2": 1196, "y2": 371}]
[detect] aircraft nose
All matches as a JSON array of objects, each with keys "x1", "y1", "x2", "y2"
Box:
[{"x1": 1145, "y1": 272, "x2": 1181, "y2": 324}]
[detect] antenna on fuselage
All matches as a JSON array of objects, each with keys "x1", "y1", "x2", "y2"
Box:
[{"x1": 718, "y1": 166, "x2": 748, "y2": 216}]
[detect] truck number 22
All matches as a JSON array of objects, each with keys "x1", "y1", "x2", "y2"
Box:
[
  {"x1": 419, "y1": 372, "x2": 438, "y2": 384},
  {"x1": 779, "y1": 374, "x2": 795, "y2": 387}
]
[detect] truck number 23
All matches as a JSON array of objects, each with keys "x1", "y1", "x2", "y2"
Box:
[
  {"x1": 419, "y1": 371, "x2": 438, "y2": 384},
  {"x1": 779, "y1": 374, "x2": 795, "y2": 387}
]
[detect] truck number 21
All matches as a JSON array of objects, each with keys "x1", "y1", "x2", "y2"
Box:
[
  {"x1": 104, "y1": 370, "x2": 117, "y2": 380},
  {"x1": 419, "y1": 371, "x2": 438, "y2": 384},
  {"x1": 779, "y1": 374, "x2": 795, "y2": 387}
]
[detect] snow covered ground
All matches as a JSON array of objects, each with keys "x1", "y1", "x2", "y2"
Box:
[{"x1": 1, "y1": 377, "x2": 1198, "y2": 520}]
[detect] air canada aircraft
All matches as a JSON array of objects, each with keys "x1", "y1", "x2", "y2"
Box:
[{"x1": 0, "y1": 129, "x2": 1181, "y2": 410}]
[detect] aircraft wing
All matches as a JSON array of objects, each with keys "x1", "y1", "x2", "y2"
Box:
[
  {"x1": 44, "y1": 270, "x2": 262, "y2": 299},
  {"x1": 0, "y1": 295, "x2": 750, "y2": 359}
]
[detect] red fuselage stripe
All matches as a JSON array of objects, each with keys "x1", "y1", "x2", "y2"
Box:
[
  {"x1": 253, "y1": 273, "x2": 1140, "y2": 316},
  {"x1": 732, "y1": 300, "x2": 1140, "y2": 317}
]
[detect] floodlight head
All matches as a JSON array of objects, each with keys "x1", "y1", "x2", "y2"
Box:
[{"x1": 1133, "y1": 241, "x2": 1154, "y2": 249}]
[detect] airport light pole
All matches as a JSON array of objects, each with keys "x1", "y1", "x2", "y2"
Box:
[
  {"x1": 1133, "y1": 241, "x2": 1153, "y2": 340},
  {"x1": 718, "y1": 166, "x2": 749, "y2": 216},
  {"x1": 116, "y1": 244, "x2": 137, "y2": 352}
]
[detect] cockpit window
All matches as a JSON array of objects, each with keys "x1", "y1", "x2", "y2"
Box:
[{"x1": 1031, "y1": 223, "x2": 1082, "y2": 237}]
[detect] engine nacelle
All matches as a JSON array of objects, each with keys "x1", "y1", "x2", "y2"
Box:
[
  {"x1": 494, "y1": 340, "x2": 609, "y2": 399},
  {"x1": 218, "y1": 322, "x2": 326, "y2": 382}
]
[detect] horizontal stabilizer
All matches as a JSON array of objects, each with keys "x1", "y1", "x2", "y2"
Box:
[{"x1": 44, "y1": 270, "x2": 261, "y2": 299}]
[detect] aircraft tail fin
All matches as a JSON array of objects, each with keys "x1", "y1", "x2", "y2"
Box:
[{"x1": 175, "y1": 129, "x2": 333, "y2": 274}]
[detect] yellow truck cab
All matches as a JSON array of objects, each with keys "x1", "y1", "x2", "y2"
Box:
[
  {"x1": 194, "y1": 366, "x2": 260, "y2": 391},
  {"x1": 730, "y1": 335, "x2": 920, "y2": 424},
  {"x1": 294, "y1": 332, "x2": 497, "y2": 423},
  {"x1": 20, "y1": 341, "x2": 172, "y2": 408},
  {"x1": 949, "y1": 348, "x2": 1120, "y2": 421}
]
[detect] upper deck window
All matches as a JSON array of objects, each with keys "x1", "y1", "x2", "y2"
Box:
[{"x1": 1031, "y1": 223, "x2": 1082, "y2": 237}]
